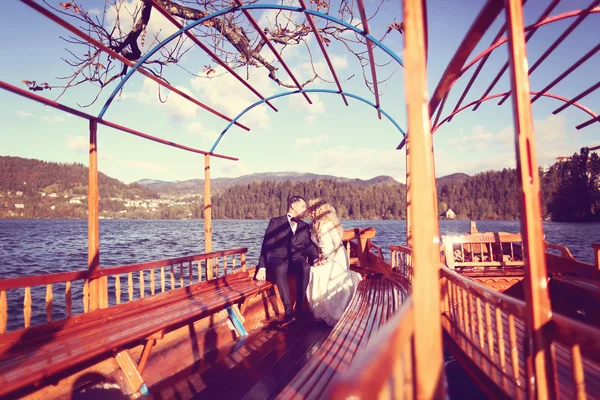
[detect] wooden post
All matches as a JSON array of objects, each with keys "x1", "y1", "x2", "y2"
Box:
[
  {"x1": 403, "y1": 0, "x2": 445, "y2": 398},
  {"x1": 406, "y1": 135, "x2": 412, "y2": 248},
  {"x1": 88, "y1": 120, "x2": 102, "y2": 311},
  {"x1": 204, "y1": 155, "x2": 213, "y2": 280},
  {"x1": 505, "y1": 0, "x2": 554, "y2": 397},
  {"x1": 592, "y1": 244, "x2": 600, "y2": 270}
]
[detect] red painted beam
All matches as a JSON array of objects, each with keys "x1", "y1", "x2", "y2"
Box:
[
  {"x1": 356, "y1": 0, "x2": 382, "y2": 119},
  {"x1": 498, "y1": 0, "x2": 600, "y2": 106},
  {"x1": 233, "y1": 0, "x2": 312, "y2": 104},
  {"x1": 20, "y1": 0, "x2": 249, "y2": 131},
  {"x1": 147, "y1": 0, "x2": 278, "y2": 112},
  {"x1": 473, "y1": 0, "x2": 560, "y2": 111},
  {"x1": 532, "y1": 43, "x2": 600, "y2": 104},
  {"x1": 432, "y1": 91, "x2": 597, "y2": 134},
  {"x1": 297, "y1": 0, "x2": 348, "y2": 106},
  {"x1": 554, "y1": 80, "x2": 600, "y2": 116},
  {"x1": 0, "y1": 80, "x2": 238, "y2": 161},
  {"x1": 447, "y1": 21, "x2": 509, "y2": 123},
  {"x1": 427, "y1": 0, "x2": 504, "y2": 122}
]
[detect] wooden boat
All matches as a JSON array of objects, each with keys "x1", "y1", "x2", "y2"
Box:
[{"x1": 2, "y1": 0, "x2": 600, "y2": 399}]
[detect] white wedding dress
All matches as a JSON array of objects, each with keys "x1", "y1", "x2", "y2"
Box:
[{"x1": 307, "y1": 221, "x2": 362, "y2": 326}]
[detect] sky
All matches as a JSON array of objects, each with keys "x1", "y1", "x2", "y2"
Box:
[{"x1": 1, "y1": 0, "x2": 599, "y2": 184}]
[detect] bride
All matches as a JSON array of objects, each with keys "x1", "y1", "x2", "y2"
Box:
[{"x1": 306, "y1": 199, "x2": 362, "y2": 326}]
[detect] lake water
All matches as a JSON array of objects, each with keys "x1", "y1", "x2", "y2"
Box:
[
  {"x1": 0, "y1": 218, "x2": 599, "y2": 331},
  {"x1": 1, "y1": 219, "x2": 598, "y2": 278}
]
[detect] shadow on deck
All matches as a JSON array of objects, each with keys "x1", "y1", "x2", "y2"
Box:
[{"x1": 146, "y1": 320, "x2": 332, "y2": 400}]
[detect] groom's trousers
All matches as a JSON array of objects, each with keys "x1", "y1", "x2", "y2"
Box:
[{"x1": 267, "y1": 256, "x2": 310, "y2": 316}]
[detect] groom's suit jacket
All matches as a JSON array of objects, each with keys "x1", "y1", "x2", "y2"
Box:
[{"x1": 258, "y1": 215, "x2": 319, "y2": 269}]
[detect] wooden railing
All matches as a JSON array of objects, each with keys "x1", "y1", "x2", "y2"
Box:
[
  {"x1": 329, "y1": 299, "x2": 415, "y2": 399},
  {"x1": 390, "y1": 245, "x2": 413, "y2": 282},
  {"x1": 0, "y1": 248, "x2": 247, "y2": 334},
  {"x1": 441, "y1": 266, "x2": 600, "y2": 399},
  {"x1": 441, "y1": 266, "x2": 528, "y2": 397}
]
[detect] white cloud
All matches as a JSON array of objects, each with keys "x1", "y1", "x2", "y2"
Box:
[
  {"x1": 65, "y1": 135, "x2": 88, "y2": 153},
  {"x1": 309, "y1": 145, "x2": 405, "y2": 181},
  {"x1": 190, "y1": 66, "x2": 274, "y2": 129},
  {"x1": 305, "y1": 115, "x2": 318, "y2": 125},
  {"x1": 331, "y1": 55, "x2": 349, "y2": 70},
  {"x1": 295, "y1": 134, "x2": 329, "y2": 149},
  {"x1": 16, "y1": 111, "x2": 34, "y2": 118},
  {"x1": 289, "y1": 92, "x2": 326, "y2": 114},
  {"x1": 42, "y1": 114, "x2": 66, "y2": 123},
  {"x1": 100, "y1": 154, "x2": 116, "y2": 161},
  {"x1": 186, "y1": 121, "x2": 218, "y2": 141},
  {"x1": 448, "y1": 125, "x2": 493, "y2": 146},
  {"x1": 119, "y1": 160, "x2": 168, "y2": 173},
  {"x1": 214, "y1": 160, "x2": 253, "y2": 178},
  {"x1": 435, "y1": 114, "x2": 579, "y2": 176},
  {"x1": 122, "y1": 78, "x2": 198, "y2": 123}
]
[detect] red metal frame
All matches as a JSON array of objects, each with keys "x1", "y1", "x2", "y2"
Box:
[
  {"x1": 498, "y1": 0, "x2": 600, "y2": 106},
  {"x1": 554, "y1": 81, "x2": 600, "y2": 115},
  {"x1": 446, "y1": 21, "x2": 510, "y2": 123},
  {"x1": 147, "y1": 0, "x2": 278, "y2": 112},
  {"x1": 233, "y1": 0, "x2": 312, "y2": 104},
  {"x1": 473, "y1": 0, "x2": 561, "y2": 112},
  {"x1": 531, "y1": 43, "x2": 600, "y2": 104},
  {"x1": 21, "y1": 0, "x2": 249, "y2": 131},
  {"x1": 432, "y1": 91, "x2": 598, "y2": 133},
  {"x1": 425, "y1": 4, "x2": 600, "y2": 146},
  {"x1": 297, "y1": 0, "x2": 348, "y2": 106},
  {"x1": 356, "y1": 0, "x2": 382, "y2": 119},
  {"x1": 0, "y1": 80, "x2": 238, "y2": 161},
  {"x1": 427, "y1": 0, "x2": 504, "y2": 122}
]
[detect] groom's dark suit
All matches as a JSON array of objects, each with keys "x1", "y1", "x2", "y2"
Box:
[{"x1": 258, "y1": 215, "x2": 319, "y2": 317}]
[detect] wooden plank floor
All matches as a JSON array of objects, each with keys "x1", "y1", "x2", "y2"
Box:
[{"x1": 148, "y1": 320, "x2": 332, "y2": 400}]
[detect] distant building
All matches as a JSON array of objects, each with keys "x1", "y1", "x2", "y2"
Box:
[
  {"x1": 555, "y1": 156, "x2": 570, "y2": 163},
  {"x1": 50, "y1": 205, "x2": 56, "y2": 210},
  {"x1": 14, "y1": 204, "x2": 25, "y2": 209},
  {"x1": 69, "y1": 198, "x2": 82, "y2": 204},
  {"x1": 16, "y1": 191, "x2": 23, "y2": 196},
  {"x1": 41, "y1": 192, "x2": 46, "y2": 197},
  {"x1": 443, "y1": 209, "x2": 456, "y2": 219},
  {"x1": 49, "y1": 193, "x2": 58, "y2": 198}
]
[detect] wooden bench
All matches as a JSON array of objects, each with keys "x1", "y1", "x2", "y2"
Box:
[
  {"x1": 0, "y1": 271, "x2": 273, "y2": 398},
  {"x1": 276, "y1": 275, "x2": 407, "y2": 399}
]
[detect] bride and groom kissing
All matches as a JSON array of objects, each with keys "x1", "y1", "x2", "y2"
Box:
[{"x1": 255, "y1": 195, "x2": 361, "y2": 325}]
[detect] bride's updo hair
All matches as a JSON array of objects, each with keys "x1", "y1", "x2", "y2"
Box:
[{"x1": 307, "y1": 198, "x2": 344, "y2": 239}]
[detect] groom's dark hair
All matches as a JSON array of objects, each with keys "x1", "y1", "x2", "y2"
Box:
[{"x1": 287, "y1": 195, "x2": 305, "y2": 210}]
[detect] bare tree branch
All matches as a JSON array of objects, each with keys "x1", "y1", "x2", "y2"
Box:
[{"x1": 26, "y1": 0, "x2": 403, "y2": 105}]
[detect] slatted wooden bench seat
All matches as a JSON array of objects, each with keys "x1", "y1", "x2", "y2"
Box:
[
  {"x1": 276, "y1": 275, "x2": 408, "y2": 400},
  {"x1": 0, "y1": 271, "x2": 273, "y2": 398}
]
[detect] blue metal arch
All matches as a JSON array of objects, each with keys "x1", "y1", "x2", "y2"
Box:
[
  {"x1": 209, "y1": 89, "x2": 406, "y2": 152},
  {"x1": 98, "y1": 4, "x2": 404, "y2": 120}
]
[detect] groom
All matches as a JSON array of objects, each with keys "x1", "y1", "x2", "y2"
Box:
[{"x1": 256, "y1": 195, "x2": 319, "y2": 322}]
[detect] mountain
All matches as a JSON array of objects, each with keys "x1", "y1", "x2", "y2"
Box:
[
  {"x1": 436, "y1": 173, "x2": 470, "y2": 189},
  {"x1": 0, "y1": 156, "x2": 157, "y2": 199},
  {"x1": 135, "y1": 172, "x2": 401, "y2": 195}
]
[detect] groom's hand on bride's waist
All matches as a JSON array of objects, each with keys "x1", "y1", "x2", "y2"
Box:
[{"x1": 255, "y1": 268, "x2": 266, "y2": 281}]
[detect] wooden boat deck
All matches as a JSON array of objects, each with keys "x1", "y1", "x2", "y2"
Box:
[{"x1": 146, "y1": 319, "x2": 332, "y2": 400}]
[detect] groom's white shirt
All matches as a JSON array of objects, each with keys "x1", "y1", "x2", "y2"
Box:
[{"x1": 287, "y1": 213, "x2": 297, "y2": 234}]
